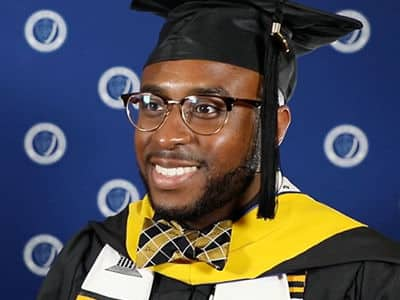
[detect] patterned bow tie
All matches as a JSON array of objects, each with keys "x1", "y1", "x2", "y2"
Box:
[{"x1": 136, "y1": 218, "x2": 232, "y2": 270}]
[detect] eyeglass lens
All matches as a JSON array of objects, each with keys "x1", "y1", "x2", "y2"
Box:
[{"x1": 126, "y1": 93, "x2": 229, "y2": 134}]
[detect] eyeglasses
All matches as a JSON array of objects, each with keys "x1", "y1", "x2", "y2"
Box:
[{"x1": 121, "y1": 92, "x2": 261, "y2": 135}]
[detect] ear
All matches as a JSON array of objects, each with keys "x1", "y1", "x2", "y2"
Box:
[{"x1": 276, "y1": 105, "x2": 291, "y2": 145}]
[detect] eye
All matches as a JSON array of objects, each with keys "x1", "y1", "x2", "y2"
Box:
[
  {"x1": 194, "y1": 103, "x2": 218, "y2": 114},
  {"x1": 145, "y1": 101, "x2": 162, "y2": 111},
  {"x1": 140, "y1": 94, "x2": 165, "y2": 113},
  {"x1": 188, "y1": 96, "x2": 226, "y2": 119}
]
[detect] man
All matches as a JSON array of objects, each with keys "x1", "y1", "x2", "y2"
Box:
[{"x1": 38, "y1": 0, "x2": 400, "y2": 299}]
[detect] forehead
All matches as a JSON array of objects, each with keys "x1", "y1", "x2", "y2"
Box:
[{"x1": 141, "y1": 59, "x2": 262, "y2": 98}]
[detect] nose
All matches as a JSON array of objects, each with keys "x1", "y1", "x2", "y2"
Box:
[{"x1": 151, "y1": 105, "x2": 194, "y2": 149}]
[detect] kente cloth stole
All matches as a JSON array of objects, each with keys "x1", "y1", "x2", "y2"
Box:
[
  {"x1": 77, "y1": 244, "x2": 303, "y2": 300},
  {"x1": 136, "y1": 218, "x2": 232, "y2": 270}
]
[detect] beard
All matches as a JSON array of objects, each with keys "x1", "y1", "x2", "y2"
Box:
[
  {"x1": 142, "y1": 135, "x2": 260, "y2": 224},
  {"x1": 150, "y1": 165, "x2": 255, "y2": 224}
]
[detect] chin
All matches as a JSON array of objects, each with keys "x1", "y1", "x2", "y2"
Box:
[{"x1": 148, "y1": 191, "x2": 200, "y2": 220}]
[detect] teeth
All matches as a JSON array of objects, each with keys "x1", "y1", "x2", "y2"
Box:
[{"x1": 155, "y1": 165, "x2": 197, "y2": 177}]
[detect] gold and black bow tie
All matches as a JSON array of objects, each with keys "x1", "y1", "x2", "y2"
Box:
[{"x1": 136, "y1": 218, "x2": 232, "y2": 270}]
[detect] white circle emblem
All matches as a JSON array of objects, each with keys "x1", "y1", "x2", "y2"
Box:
[
  {"x1": 98, "y1": 67, "x2": 140, "y2": 109},
  {"x1": 24, "y1": 10, "x2": 67, "y2": 52},
  {"x1": 97, "y1": 179, "x2": 140, "y2": 217},
  {"x1": 324, "y1": 124, "x2": 369, "y2": 168},
  {"x1": 331, "y1": 10, "x2": 370, "y2": 53},
  {"x1": 24, "y1": 123, "x2": 67, "y2": 165},
  {"x1": 23, "y1": 234, "x2": 63, "y2": 276}
]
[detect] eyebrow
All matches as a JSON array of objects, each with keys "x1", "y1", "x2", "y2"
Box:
[{"x1": 140, "y1": 84, "x2": 231, "y2": 97}]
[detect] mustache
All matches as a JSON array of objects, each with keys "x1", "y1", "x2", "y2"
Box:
[{"x1": 145, "y1": 150, "x2": 207, "y2": 166}]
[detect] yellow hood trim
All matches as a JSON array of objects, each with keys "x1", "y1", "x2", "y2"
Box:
[{"x1": 126, "y1": 193, "x2": 365, "y2": 285}]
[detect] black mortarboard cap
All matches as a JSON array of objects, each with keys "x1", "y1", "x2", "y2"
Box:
[{"x1": 131, "y1": 0, "x2": 362, "y2": 219}]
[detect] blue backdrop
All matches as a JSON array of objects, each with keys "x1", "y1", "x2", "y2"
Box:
[{"x1": 1, "y1": 0, "x2": 399, "y2": 298}]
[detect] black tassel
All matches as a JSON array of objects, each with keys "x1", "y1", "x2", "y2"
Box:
[{"x1": 257, "y1": 0, "x2": 285, "y2": 219}]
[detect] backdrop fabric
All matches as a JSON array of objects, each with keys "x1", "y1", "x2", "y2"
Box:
[{"x1": 1, "y1": 0, "x2": 399, "y2": 297}]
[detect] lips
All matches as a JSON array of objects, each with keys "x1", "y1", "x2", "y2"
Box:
[{"x1": 150, "y1": 162, "x2": 200, "y2": 190}]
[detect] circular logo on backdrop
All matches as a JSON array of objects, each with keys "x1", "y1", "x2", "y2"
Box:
[
  {"x1": 23, "y1": 234, "x2": 63, "y2": 276},
  {"x1": 331, "y1": 10, "x2": 370, "y2": 53},
  {"x1": 98, "y1": 67, "x2": 140, "y2": 109},
  {"x1": 97, "y1": 179, "x2": 140, "y2": 217},
  {"x1": 24, "y1": 10, "x2": 67, "y2": 52},
  {"x1": 324, "y1": 124, "x2": 369, "y2": 168},
  {"x1": 24, "y1": 123, "x2": 67, "y2": 165}
]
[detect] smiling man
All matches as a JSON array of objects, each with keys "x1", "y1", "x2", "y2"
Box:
[
  {"x1": 38, "y1": 1, "x2": 400, "y2": 299},
  {"x1": 134, "y1": 60, "x2": 270, "y2": 228}
]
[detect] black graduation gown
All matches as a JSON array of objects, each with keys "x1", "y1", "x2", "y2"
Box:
[{"x1": 37, "y1": 195, "x2": 400, "y2": 300}]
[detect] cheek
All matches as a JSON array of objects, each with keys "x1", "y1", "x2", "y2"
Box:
[
  {"x1": 203, "y1": 111, "x2": 256, "y2": 172},
  {"x1": 134, "y1": 131, "x2": 148, "y2": 170}
]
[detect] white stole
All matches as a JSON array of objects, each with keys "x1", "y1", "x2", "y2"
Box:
[{"x1": 81, "y1": 244, "x2": 291, "y2": 300}]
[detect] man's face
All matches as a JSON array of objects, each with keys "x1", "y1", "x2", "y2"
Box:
[{"x1": 135, "y1": 59, "x2": 262, "y2": 224}]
